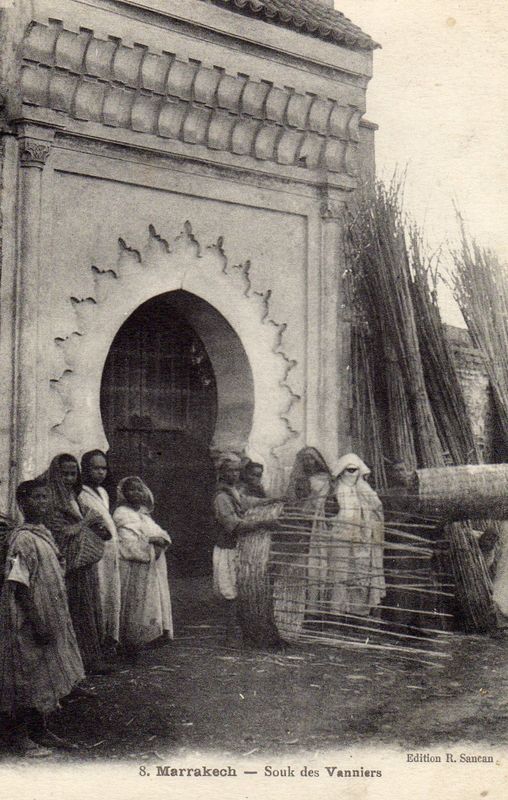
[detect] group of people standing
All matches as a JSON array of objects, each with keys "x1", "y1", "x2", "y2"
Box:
[
  {"x1": 287, "y1": 448, "x2": 386, "y2": 618},
  {"x1": 0, "y1": 442, "x2": 411, "y2": 756},
  {"x1": 0, "y1": 451, "x2": 173, "y2": 756},
  {"x1": 211, "y1": 448, "x2": 387, "y2": 644}
]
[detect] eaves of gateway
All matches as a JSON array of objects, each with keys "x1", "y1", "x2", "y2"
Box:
[{"x1": 6, "y1": 0, "x2": 376, "y2": 182}]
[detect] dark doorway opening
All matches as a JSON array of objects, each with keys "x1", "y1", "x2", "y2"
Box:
[{"x1": 100, "y1": 292, "x2": 218, "y2": 576}]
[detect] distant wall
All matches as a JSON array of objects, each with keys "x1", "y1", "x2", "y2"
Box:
[{"x1": 445, "y1": 325, "x2": 496, "y2": 462}]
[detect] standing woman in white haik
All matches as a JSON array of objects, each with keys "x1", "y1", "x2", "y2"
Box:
[
  {"x1": 79, "y1": 450, "x2": 121, "y2": 653},
  {"x1": 328, "y1": 453, "x2": 385, "y2": 618}
]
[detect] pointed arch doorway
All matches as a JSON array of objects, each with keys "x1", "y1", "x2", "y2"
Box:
[{"x1": 100, "y1": 290, "x2": 254, "y2": 575}]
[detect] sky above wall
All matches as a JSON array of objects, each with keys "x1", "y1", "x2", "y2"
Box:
[{"x1": 336, "y1": 0, "x2": 507, "y2": 325}]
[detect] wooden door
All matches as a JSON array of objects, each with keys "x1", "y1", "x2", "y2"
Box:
[{"x1": 100, "y1": 295, "x2": 218, "y2": 575}]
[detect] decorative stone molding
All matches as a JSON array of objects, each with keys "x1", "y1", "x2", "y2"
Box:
[
  {"x1": 19, "y1": 137, "x2": 51, "y2": 168},
  {"x1": 49, "y1": 221, "x2": 300, "y2": 482},
  {"x1": 20, "y1": 21, "x2": 363, "y2": 176}
]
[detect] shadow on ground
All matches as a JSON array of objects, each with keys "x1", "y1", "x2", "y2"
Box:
[{"x1": 2, "y1": 575, "x2": 507, "y2": 761}]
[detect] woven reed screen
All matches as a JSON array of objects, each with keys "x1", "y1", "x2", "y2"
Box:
[{"x1": 237, "y1": 505, "x2": 454, "y2": 668}]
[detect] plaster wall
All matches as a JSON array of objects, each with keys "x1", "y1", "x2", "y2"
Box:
[
  {"x1": 44, "y1": 147, "x2": 308, "y2": 493},
  {"x1": 0, "y1": 0, "x2": 375, "y2": 506}
]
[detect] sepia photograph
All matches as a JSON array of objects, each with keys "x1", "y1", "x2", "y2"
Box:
[{"x1": 0, "y1": 0, "x2": 506, "y2": 797}]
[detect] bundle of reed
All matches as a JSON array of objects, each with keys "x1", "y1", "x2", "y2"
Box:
[
  {"x1": 348, "y1": 245, "x2": 417, "y2": 482},
  {"x1": 415, "y1": 465, "x2": 508, "y2": 520},
  {"x1": 451, "y1": 223, "x2": 508, "y2": 452},
  {"x1": 407, "y1": 229, "x2": 495, "y2": 630},
  {"x1": 384, "y1": 348, "x2": 418, "y2": 471},
  {"x1": 348, "y1": 179, "x2": 444, "y2": 467},
  {"x1": 351, "y1": 321, "x2": 387, "y2": 489},
  {"x1": 409, "y1": 228, "x2": 481, "y2": 465},
  {"x1": 347, "y1": 179, "x2": 495, "y2": 632}
]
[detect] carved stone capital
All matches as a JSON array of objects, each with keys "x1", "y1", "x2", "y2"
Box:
[
  {"x1": 19, "y1": 138, "x2": 51, "y2": 168},
  {"x1": 319, "y1": 188, "x2": 345, "y2": 220}
]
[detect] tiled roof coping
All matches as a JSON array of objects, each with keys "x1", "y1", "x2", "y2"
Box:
[{"x1": 201, "y1": 0, "x2": 379, "y2": 50}]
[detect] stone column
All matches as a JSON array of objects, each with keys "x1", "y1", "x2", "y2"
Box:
[
  {"x1": 319, "y1": 186, "x2": 352, "y2": 466},
  {"x1": 14, "y1": 133, "x2": 52, "y2": 480}
]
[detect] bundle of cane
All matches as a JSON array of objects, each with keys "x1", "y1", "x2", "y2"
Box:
[
  {"x1": 414, "y1": 465, "x2": 508, "y2": 520},
  {"x1": 384, "y1": 346, "x2": 418, "y2": 472},
  {"x1": 408, "y1": 229, "x2": 497, "y2": 630},
  {"x1": 409, "y1": 227, "x2": 482, "y2": 465},
  {"x1": 351, "y1": 320, "x2": 387, "y2": 490},
  {"x1": 450, "y1": 218, "x2": 508, "y2": 454},
  {"x1": 359, "y1": 182, "x2": 444, "y2": 462},
  {"x1": 347, "y1": 179, "x2": 439, "y2": 466},
  {"x1": 347, "y1": 179, "x2": 495, "y2": 632}
]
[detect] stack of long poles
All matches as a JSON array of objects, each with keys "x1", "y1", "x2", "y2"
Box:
[
  {"x1": 409, "y1": 229, "x2": 481, "y2": 464},
  {"x1": 451, "y1": 222, "x2": 508, "y2": 456},
  {"x1": 347, "y1": 179, "x2": 495, "y2": 632}
]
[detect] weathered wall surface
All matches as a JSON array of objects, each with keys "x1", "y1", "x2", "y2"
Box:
[
  {"x1": 358, "y1": 120, "x2": 377, "y2": 187},
  {"x1": 46, "y1": 156, "x2": 308, "y2": 490},
  {"x1": 0, "y1": 0, "x2": 376, "y2": 505},
  {"x1": 445, "y1": 325, "x2": 496, "y2": 462}
]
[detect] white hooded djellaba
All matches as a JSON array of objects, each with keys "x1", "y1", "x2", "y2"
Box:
[{"x1": 328, "y1": 454, "x2": 386, "y2": 617}]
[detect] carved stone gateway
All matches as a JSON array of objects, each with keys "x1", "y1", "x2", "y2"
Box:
[
  {"x1": 0, "y1": 0, "x2": 376, "y2": 507},
  {"x1": 49, "y1": 222, "x2": 301, "y2": 492}
]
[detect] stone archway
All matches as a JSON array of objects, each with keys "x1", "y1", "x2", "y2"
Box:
[
  {"x1": 162, "y1": 290, "x2": 255, "y2": 456},
  {"x1": 99, "y1": 289, "x2": 255, "y2": 573},
  {"x1": 49, "y1": 221, "x2": 301, "y2": 491}
]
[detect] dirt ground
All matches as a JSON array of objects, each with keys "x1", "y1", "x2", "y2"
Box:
[{"x1": 1, "y1": 573, "x2": 505, "y2": 763}]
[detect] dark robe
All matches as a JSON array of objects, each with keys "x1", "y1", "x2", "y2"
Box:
[
  {"x1": 41, "y1": 456, "x2": 106, "y2": 673},
  {"x1": 46, "y1": 502, "x2": 105, "y2": 671}
]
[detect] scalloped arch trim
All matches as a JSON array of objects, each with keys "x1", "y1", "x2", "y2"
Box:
[{"x1": 49, "y1": 221, "x2": 301, "y2": 489}]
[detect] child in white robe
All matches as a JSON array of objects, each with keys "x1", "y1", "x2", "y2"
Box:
[{"x1": 113, "y1": 477, "x2": 172, "y2": 658}]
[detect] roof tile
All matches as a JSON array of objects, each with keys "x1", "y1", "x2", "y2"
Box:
[{"x1": 201, "y1": 0, "x2": 379, "y2": 50}]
